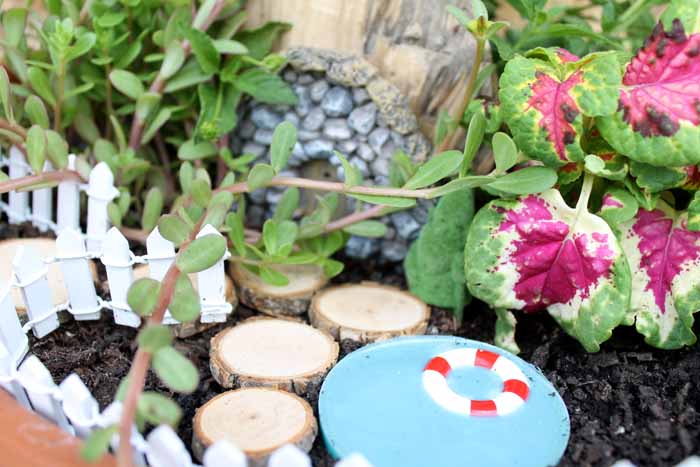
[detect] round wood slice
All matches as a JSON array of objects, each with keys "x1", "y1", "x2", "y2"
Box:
[
  {"x1": 310, "y1": 282, "x2": 430, "y2": 343},
  {"x1": 210, "y1": 317, "x2": 338, "y2": 395},
  {"x1": 192, "y1": 388, "x2": 317, "y2": 466},
  {"x1": 230, "y1": 263, "x2": 327, "y2": 317},
  {"x1": 132, "y1": 265, "x2": 237, "y2": 338},
  {"x1": 0, "y1": 238, "x2": 98, "y2": 313}
]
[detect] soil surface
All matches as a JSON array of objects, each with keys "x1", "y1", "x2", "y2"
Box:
[{"x1": 8, "y1": 222, "x2": 696, "y2": 467}]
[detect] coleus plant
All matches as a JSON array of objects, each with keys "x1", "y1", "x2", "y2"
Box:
[{"x1": 464, "y1": 0, "x2": 700, "y2": 352}]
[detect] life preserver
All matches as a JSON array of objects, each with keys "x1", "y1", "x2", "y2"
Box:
[{"x1": 422, "y1": 348, "x2": 530, "y2": 416}]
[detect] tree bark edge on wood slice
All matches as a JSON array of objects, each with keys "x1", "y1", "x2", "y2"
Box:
[
  {"x1": 309, "y1": 281, "x2": 430, "y2": 343},
  {"x1": 210, "y1": 317, "x2": 339, "y2": 396},
  {"x1": 229, "y1": 263, "x2": 327, "y2": 318},
  {"x1": 192, "y1": 388, "x2": 317, "y2": 466}
]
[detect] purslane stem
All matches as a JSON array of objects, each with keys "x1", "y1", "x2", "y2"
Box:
[{"x1": 0, "y1": 170, "x2": 83, "y2": 193}]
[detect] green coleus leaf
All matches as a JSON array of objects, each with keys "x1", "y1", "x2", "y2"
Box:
[
  {"x1": 629, "y1": 161, "x2": 695, "y2": 192},
  {"x1": 405, "y1": 190, "x2": 474, "y2": 319},
  {"x1": 661, "y1": 0, "x2": 700, "y2": 34},
  {"x1": 499, "y1": 48, "x2": 621, "y2": 167},
  {"x1": 618, "y1": 201, "x2": 700, "y2": 348},
  {"x1": 465, "y1": 189, "x2": 631, "y2": 352},
  {"x1": 598, "y1": 187, "x2": 639, "y2": 225},
  {"x1": 597, "y1": 22, "x2": 700, "y2": 166},
  {"x1": 688, "y1": 191, "x2": 700, "y2": 231}
]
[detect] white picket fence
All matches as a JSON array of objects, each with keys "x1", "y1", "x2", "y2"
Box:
[{"x1": 0, "y1": 147, "x2": 369, "y2": 467}]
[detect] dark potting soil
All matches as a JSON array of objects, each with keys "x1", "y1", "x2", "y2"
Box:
[{"x1": 6, "y1": 223, "x2": 695, "y2": 467}]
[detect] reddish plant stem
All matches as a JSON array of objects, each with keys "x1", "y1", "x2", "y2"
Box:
[
  {"x1": 154, "y1": 134, "x2": 175, "y2": 198},
  {"x1": 324, "y1": 204, "x2": 386, "y2": 233},
  {"x1": 0, "y1": 118, "x2": 28, "y2": 140},
  {"x1": 215, "y1": 134, "x2": 229, "y2": 186},
  {"x1": 0, "y1": 170, "x2": 83, "y2": 194}
]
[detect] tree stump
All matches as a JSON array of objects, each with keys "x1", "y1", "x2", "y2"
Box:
[
  {"x1": 309, "y1": 282, "x2": 430, "y2": 343},
  {"x1": 131, "y1": 265, "x2": 237, "y2": 338},
  {"x1": 193, "y1": 388, "x2": 317, "y2": 466},
  {"x1": 229, "y1": 263, "x2": 326, "y2": 317},
  {"x1": 210, "y1": 317, "x2": 338, "y2": 395}
]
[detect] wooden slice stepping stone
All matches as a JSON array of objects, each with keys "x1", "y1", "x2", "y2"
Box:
[
  {"x1": 0, "y1": 238, "x2": 98, "y2": 313},
  {"x1": 319, "y1": 336, "x2": 570, "y2": 467},
  {"x1": 230, "y1": 263, "x2": 326, "y2": 317},
  {"x1": 132, "y1": 265, "x2": 237, "y2": 337},
  {"x1": 309, "y1": 282, "x2": 430, "y2": 343},
  {"x1": 210, "y1": 317, "x2": 338, "y2": 395},
  {"x1": 193, "y1": 388, "x2": 317, "y2": 466}
]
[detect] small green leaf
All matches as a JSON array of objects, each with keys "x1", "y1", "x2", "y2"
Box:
[
  {"x1": 45, "y1": 130, "x2": 68, "y2": 169},
  {"x1": 142, "y1": 107, "x2": 173, "y2": 144},
  {"x1": 161, "y1": 42, "x2": 186, "y2": 80},
  {"x1": 235, "y1": 21, "x2": 291, "y2": 60},
  {"x1": 404, "y1": 150, "x2": 463, "y2": 189},
  {"x1": 322, "y1": 259, "x2": 344, "y2": 278},
  {"x1": 462, "y1": 110, "x2": 486, "y2": 175},
  {"x1": 109, "y1": 69, "x2": 144, "y2": 100},
  {"x1": 213, "y1": 39, "x2": 248, "y2": 55},
  {"x1": 273, "y1": 188, "x2": 299, "y2": 222},
  {"x1": 178, "y1": 139, "x2": 218, "y2": 160},
  {"x1": 687, "y1": 191, "x2": 700, "y2": 231},
  {"x1": 270, "y1": 121, "x2": 297, "y2": 173},
  {"x1": 342, "y1": 220, "x2": 387, "y2": 238},
  {"x1": 2, "y1": 8, "x2": 27, "y2": 48},
  {"x1": 191, "y1": 178, "x2": 212, "y2": 208},
  {"x1": 494, "y1": 308, "x2": 520, "y2": 354},
  {"x1": 187, "y1": 28, "x2": 220, "y2": 74},
  {"x1": 0, "y1": 67, "x2": 11, "y2": 122},
  {"x1": 179, "y1": 162, "x2": 194, "y2": 193},
  {"x1": 232, "y1": 68, "x2": 298, "y2": 105},
  {"x1": 202, "y1": 195, "x2": 233, "y2": 229},
  {"x1": 492, "y1": 132, "x2": 518, "y2": 173},
  {"x1": 142, "y1": 188, "x2": 163, "y2": 232},
  {"x1": 486, "y1": 167, "x2": 558, "y2": 195},
  {"x1": 169, "y1": 274, "x2": 200, "y2": 322},
  {"x1": 137, "y1": 392, "x2": 182, "y2": 427},
  {"x1": 428, "y1": 175, "x2": 495, "y2": 198},
  {"x1": 247, "y1": 163, "x2": 275, "y2": 191},
  {"x1": 66, "y1": 32, "x2": 96, "y2": 62},
  {"x1": 259, "y1": 266, "x2": 289, "y2": 286},
  {"x1": 226, "y1": 213, "x2": 247, "y2": 257},
  {"x1": 176, "y1": 234, "x2": 227, "y2": 273},
  {"x1": 137, "y1": 324, "x2": 173, "y2": 353},
  {"x1": 584, "y1": 154, "x2": 606, "y2": 174},
  {"x1": 81, "y1": 426, "x2": 116, "y2": 462},
  {"x1": 348, "y1": 193, "x2": 416, "y2": 208},
  {"x1": 27, "y1": 67, "x2": 56, "y2": 106},
  {"x1": 599, "y1": 187, "x2": 639, "y2": 225},
  {"x1": 263, "y1": 219, "x2": 297, "y2": 257},
  {"x1": 164, "y1": 60, "x2": 213, "y2": 93},
  {"x1": 152, "y1": 346, "x2": 198, "y2": 393},
  {"x1": 336, "y1": 151, "x2": 362, "y2": 188},
  {"x1": 127, "y1": 278, "x2": 161, "y2": 317},
  {"x1": 446, "y1": 5, "x2": 472, "y2": 27},
  {"x1": 107, "y1": 202, "x2": 122, "y2": 227},
  {"x1": 158, "y1": 214, "x2": 190, "y2": 246},
  {"x1": 24, "y1": 95, "x2": 49, "y2": 129},
  {"x1": 26, "y1": 125, "x2": 46, "y2": 174}
]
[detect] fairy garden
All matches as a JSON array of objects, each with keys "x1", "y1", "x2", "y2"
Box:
[{"x1": 0, "y1": 0, "x2": 698, "y2": 466}]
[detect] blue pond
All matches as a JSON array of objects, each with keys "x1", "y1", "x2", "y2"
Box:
[{"x1": 319, "y1": 336, "x2": 570, "y2": 467}]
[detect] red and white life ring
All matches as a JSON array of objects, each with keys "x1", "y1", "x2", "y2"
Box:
[{"x1": 422, "y1": 348, "x2": 530, "y2": 416}]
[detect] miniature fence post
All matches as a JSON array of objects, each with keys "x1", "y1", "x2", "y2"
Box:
[
  {"x1": 56, "y1": 229, "x2": 101, "y2": 320},
  {"x1": 57, "y1": 154, "x2": 80, "y2": 233},
  {"x1": 18, "y1": 355, "x2": 73, "y2": 434},
  {"x1": 268, "y1": 445, "x2": 311, "y2": 467},
  {"x1": 12, "y1": 246, "x2": 60, "y2": 338},
  {"x1": 336, "y1": 454, "x2": 373, "y2": 467},
  {"x1": 58, "y1": 373, "x2": 99, "y2": 438},
  {"x1": 86, "y1": 162, "x2": 119, "y2": 254},
  {"x1": 0, "y1": 341, "x2": 31, "y2": 409},
  {"x1": 102, "y1": 228, "x2": 140, "y2": 327},
  {"x1": 202, "y1": 441, "x2": 247, "y2": 467},
  {"x1": 145, "y1": 425, "x2": 192, "y2": 467},
  {"x1": 0, "y1": 279, "x2": 28, "y2": 365},
  {"x1": 31, "y1": 161, "x2": 54, "y2": 232},
  {"x1": 97, "y1": 401, "x2": 147, "y2": 466},
  {"x1": 145, "y1": 227, "x2": 177, "y2": 325},
  {"x1": 7, "y1": 146, "x2": 29, "y2": 223},
  {"x1": 196, "y1": 224, "x2": 232, "y2": 323}
]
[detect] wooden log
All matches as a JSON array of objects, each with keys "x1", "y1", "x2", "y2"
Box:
[
  {"x1": 309, "y1": 282, "x2": 430, "y2": 343},
  {"x1": 244, "y1": 0, "x2": 483, "y2": 137},
  {"x1": 131, "y1": 265, "x2": 237, "y2": 337},
  {"x1": 210, "y1": 317, "x2": 338, "y2": 395},
  {"x1": 0, "y1": 238, "x2": 98, "y2": 314},
  {"x1": 229, "y1": 263, "x2": 326, "y2": 318},
  {"x1": 192, "y1": 388, "x2": 317, "y2": 466}
]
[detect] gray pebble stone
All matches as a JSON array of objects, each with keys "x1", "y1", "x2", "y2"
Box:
[
  {"x1": 352, "y1": 87, "x2": 370, "y2": 105},
  {"x1": 298, "y1": 130, "x2": 321, "y2": 142},
  {"x1": 349, "y1": 156, "x2": 370, "y2": 177},
  {"x1": 371, "y1": 157, "x2": 390, "y2": 178},
  {"x1": 283, "y1": 112, "x2": 300, "y2": 127},
  {"x1": 292, "y1": 142, "x2": 305, "y2": 157},
  {"x1": 302, "y1": 107, "x2": 325, "y2": 131},
  {"x1": 253, "y1": 128, "x2": 274, "y2": 145},
  {"x1": 391, "y1": 211, "x2": 422, "y2": 240},
  {"x1": 321, "y1": 86, "x2": 354, "y2": 117},
  {"x1": 357, "y1": 143, "x2": 375, "y2": 161},
  {"x1": 283, "y1": 70, "x2": 298, "y2": 82},
  {"x1": 294, "y1": 85, "x2": 312, "y2": 116},
  {"x1": 241, "y1": 142, "x2": 266, "y2": 158},
  {"x1": 368, "y1": 128, "x2": 390, "y2": 154},
  {"x1": 249, "y1": 188, "x2": 267, "y2": 204},
  {"x1": 238, "y1": 120, "x2": 256, "y2": 139},
  {"x1": 298, "y1": 73, "x2": 315, "y2": 85},
  {"x1": 247, "y1": 205, "x2": 266, "y2": 226},
  {"x1": 382, "y1": 240, "x2": 408, "y2": 262},
  {"x1": 348, "y1": 102, "x2": 377, "y2": 135},
  {"x1": 323, "y1": 119, "x2": 352, "y2": 141},
  {"x1": 380, "y1": 140, "x2": 398, "y2": 160},
  {"x1": 304, "y1": 139, "x2": 335, "y2": 159},
  {"x1": 251, "y1": 107, "x2": 282, "y2": 130},
  {"x1": 310, "y1": 80, "x2": 330, "y2": 103},
  {"x1": 344, "y1": 236, "x2": 380, "y2": 259},
  {"x1": 266, "y1": 189, "x2": 285, "y2": 205},
  {"x1": 337, "y1": 139, "x2": 358, "y2": 155}
]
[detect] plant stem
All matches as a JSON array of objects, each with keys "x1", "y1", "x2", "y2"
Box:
[
  {"x1": 154, "y1": 134, "x2": 175, "y2": 198},
  {"x1": 575, "y1": 171, "x2": 595, "y2": 214},
  {"x1": 437, "y1": 37, "x2": 485, "y2": 153},
  {"x1": 0, "y1": 170, "x2": 82, "y2": 193},
  {"x1": 0, "y1": 118, "x2": 28, "y2": 140},
  {"x1": 54, "y1": 61, "x2": 66, "y2": 132},
  {"x1": 324, "y1": 204, "x2": 386, "y2": 233}
]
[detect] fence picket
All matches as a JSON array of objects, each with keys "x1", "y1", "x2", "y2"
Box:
[
  {"x1": 7, "y1": 146, "x2": 29, "y2": 223},
  {"x1": 0, "y1": 341, "x2": 31, "y2": 409},
  {"x1": 86, "y1": 162, "x2": 119, "y2": 254},
  {"x1": 196, "y1": 224, "x2": 232, "y2": 323},
  {"x1": 57, "y1": 154, "x2": 80, "y2": 233},
  {"x1": 98, "y1": 401, "x2": 148, "y2": 466},
  {"x1": 58, "y1": 373, "x2": 99, "y2": 438},
  {"x1": 18, "y1": 355, "x2": 73, "y2": 434},
  {"x1": 102, "y1": 228, "x2": 140, "y2": 327},
  {"x1": 267, "y1": 445, "x2": 311, "y2": 467},
  {"x1": 31, "y1": 161, "x2": 54, "y2": 232},
  {"x1": 202, "y1": 441, "x2": 247, "y2": 467},
  {"x1": 12, "y1": 246, "x2": 59, "y2": 338},
  {"x1": 0, "y1": 279, "x2": 28, "y2": 365},
  {"x1": 146, "y1": 227, "x2": 177, "y2": 325},
  {"x1": 56, "y1": 229, "x2": 101, "y2": 320},
  {"x1": 335, "y1": 454, "x2": 373, "y2": 467},
  {"x1": 146, "y1": 425, "x2": 192, "y2": 467}
]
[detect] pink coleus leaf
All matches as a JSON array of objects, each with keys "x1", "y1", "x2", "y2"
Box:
[
  {"x1": 618, "y1": 202, "x2": 700, "y2": 348},
  {"x1": 466, "y1": 189, "x2": 631, "y2": 352},
  {"x1": 598, "y1": 21, "x2": 700, "y2": 166}
]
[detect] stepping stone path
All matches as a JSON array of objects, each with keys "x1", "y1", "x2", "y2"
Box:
[
  {"x1": 230, "y1": 263, "x2": 326, "y2": 318},
  {"x1": 310, "y1": 282, "x2": 429, "y2": 343},
  {"x1": 193, "y1": 388, "x2": 317, "y2": 467},
  {"x1": 210, "y1": 317, "x2": 339, "y2": 395},
  {"x1": 319, "y1": 336, "x2": 570, "y2": 467}
]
